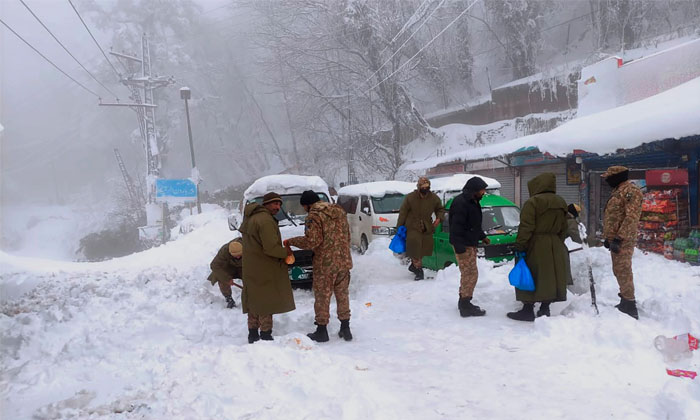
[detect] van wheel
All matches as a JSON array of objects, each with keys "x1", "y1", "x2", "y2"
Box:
[{"x1": 360, "y1": 235, "x2": 369, "y2": 255}]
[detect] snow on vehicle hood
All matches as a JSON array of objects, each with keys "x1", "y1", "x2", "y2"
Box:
[
  {"x1": 338, "y1": 181, "x2": 415, "y2": 197},
  {"x1": 243, "y1": 175, "x2": 330, "y2": 203}
]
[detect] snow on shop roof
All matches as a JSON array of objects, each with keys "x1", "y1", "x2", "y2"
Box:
[
  {"x1": 428, "y1": 174, "x2": 501, "y2": 192},
  {"x1": 406, "y1": 76, "x2": 700, "y2": 171},
  {"x1": 338, "y1": 181, "x2": 415, "y2": 197},
  {"x1": 243, "y1": 175, "x2": 330, "y2": 200}
]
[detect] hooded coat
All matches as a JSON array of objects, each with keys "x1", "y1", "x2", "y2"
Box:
[
  {"x1": 238, "y1": 203, "x2": 295, "y2": 315},
  {"x1": 449, "y1": 177, "x2": 488, "y2": 252},
  {"x1": 514, "y1": 173, "x2": 569, "y2": 303},
  {"x1": 397, "y1": 190, "x2": 445, "y2": 259}
]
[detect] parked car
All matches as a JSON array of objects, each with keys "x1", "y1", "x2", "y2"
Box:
[
  {"x1": 228, "y1": 174, "x2": 332, "y2": 288},
  {"x1": 429, "y1": 173, "x2": 502, "y2": 204},
  {"x1": 422, "y1": 194, "x2": 521, "y2": 271},
  {"x1": 337, "y1": 181, "x2": 415, "y2": 253}
]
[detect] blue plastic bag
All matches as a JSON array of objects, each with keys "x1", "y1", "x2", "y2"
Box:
[
  {"x1": 508, "y1": 252, "x2": 535, "y2": 292},
  {"x1": 389, "y1": 226, "x2": 407, "y2": 254}
]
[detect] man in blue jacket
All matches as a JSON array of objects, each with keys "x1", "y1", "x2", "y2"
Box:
[{"x1": 449, "y1": 177, "x2": 490, "y2": 317}]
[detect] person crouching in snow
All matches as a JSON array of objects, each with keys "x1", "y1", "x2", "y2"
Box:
[
  {"x1": 239, "y1": 192, "x2": 296, "y2": 343},
  {"x1": 285, "y1": 190, "x2": 354, "y2": 343},
  {"x1": 207, "y1": 238, "x2": 243, "y2": 308},
  {"x1": 448, "y1": 176, "x2": 490, "y2": 317},
  {"x1": 507, "y1": 172, "x2": 569, "y2": 322},
  {"x1": 396, "y1": 177, "x2": 445, "y2": 280}
]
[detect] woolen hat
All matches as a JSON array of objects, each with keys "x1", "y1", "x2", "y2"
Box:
[
  {"x1": 262, "y1": 192, "x2": 283, "y2": 205},
  {"x1": 300, "y1": 190, "x2": 321, "y2": 206},
  {"x1": 417, "y1": 176, "x2": 431, "y2": 189},
  {"x1": 228, "y1": 241, "x2": 243, "y2": 257},
  {"x1": 568, "y1": 203, "x2": 581, "y2": 218}
]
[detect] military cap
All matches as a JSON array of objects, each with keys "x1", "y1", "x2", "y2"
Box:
[{"x1": 601, "y1": 166, "x2": 629, "y2": 178}]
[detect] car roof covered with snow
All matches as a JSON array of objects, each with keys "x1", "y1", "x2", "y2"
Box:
[
  {"x1": 337, "y1": 181, "x2": 415, "y2": 197},
  {"x1": 243, "y1": 175, "x2": 331, "y2": 202},
  {"x1": 428, "y1": 174, "x2": 501, "y2": 192}
]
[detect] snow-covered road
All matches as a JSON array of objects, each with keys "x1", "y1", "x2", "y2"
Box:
[{"x1": 2, "y1": 210, "x2": 699, "y2": 419}]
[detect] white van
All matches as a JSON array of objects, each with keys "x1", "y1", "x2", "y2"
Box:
[
  {"x1": 429, "y1": 173, "x2": 501, "y2": 204},
  {"x1": 337, "y1": 181, "x2": 415, "y2": 253},
  {"x1": 228, "y1": 174, "x2": 332, "y2": 287}
]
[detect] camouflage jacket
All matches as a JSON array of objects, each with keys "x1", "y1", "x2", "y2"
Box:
[
  {"x1": 287, "y1": 201, "x2": 353, "y2": 273},
  {"x1": 603, "y1": 180, "x2": 643, "y2": 244}
]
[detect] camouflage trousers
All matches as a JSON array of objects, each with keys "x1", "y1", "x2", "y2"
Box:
[
  {"x1": 611, "y1": 245, "x2": 635, "y2": 300},
  {"x1": 454, "y1": 247, "x2": 479, "y2": 298},
  {"x1": 247, "y1": 313, "x2": 273, "y2": 331},
  {"x1": 314, "y1": 269, "x2": 351, "y2": 326},
  {"x1": 218, "y1": 279, "x2": 232, "y2": 298}
]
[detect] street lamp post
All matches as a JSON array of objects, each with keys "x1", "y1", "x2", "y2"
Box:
[{"x1": 180, "y1": 87, "x2": 201, "y2": 214}]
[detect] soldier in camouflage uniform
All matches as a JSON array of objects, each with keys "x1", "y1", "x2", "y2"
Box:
[
  {"x1": 207, "y1": 238, "x2": 243, "y2": 308},
  {"x1": 286, "y1": 190, "x2": 354, "y2": 343},
  {"x1": 602, "y1": 166, "x2": 643, "y2": 319}
]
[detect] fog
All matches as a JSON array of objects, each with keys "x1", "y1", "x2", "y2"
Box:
[{"x1": 2, "y1": 0, "x2": 698, "y2": 259}]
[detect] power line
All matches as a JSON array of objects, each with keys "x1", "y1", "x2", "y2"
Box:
[
  {"x1": 365, "y1": 0, "x2": 480, "y2": 94},
  {"x1": 19, "y1": 0, "x2": 120, "y2": 99},
  {"x1": 364, "y1": 0, "x2": 447, "y2": 87},
  {"x1": 67, "y1": 0, "x2": 122, "y2": 79},
  {"x1": 0, "y1": 18, "x2": 101, "y2": 98}
]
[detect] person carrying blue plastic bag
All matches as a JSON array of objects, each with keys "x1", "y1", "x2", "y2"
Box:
[
  {"x1": 508, "y1": 251, "x2": 535, "y2": 292},
  {"x1": 389, "y1": 225, "x2": 407, "y2": 254},
  {"x1": 507, "y1": 172, "x2": 569, "y2": 322}
]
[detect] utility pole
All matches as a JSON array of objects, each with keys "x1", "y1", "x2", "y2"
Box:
[
  {"x1": 102, "y1": 34, "x2": 174, "y2": 243},
  {"x1": 180, "y1": 87, "x2": 201, "y2": 214}
]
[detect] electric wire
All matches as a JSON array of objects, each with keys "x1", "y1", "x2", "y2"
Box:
[
  {"x1": 19, "y1": 0, "x2": 120, "y2": 99},
  {"x1": 363, "y1": 0, "x2": 447, "y2": 87},
  {"x1": 0, "y1": 18, "x2": 101, "y2": 98},
  {"x1": 67, "y1": 0, "x2": 122, "y2": 79},
  {"x1": 365, "y1": 0, "x2": 480, "y2": 94}
]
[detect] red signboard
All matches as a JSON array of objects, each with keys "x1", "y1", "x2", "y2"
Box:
[{"x1": 646, "y1": 169, "x2": 688, "y2": 186}]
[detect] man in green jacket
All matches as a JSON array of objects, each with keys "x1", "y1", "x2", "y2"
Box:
[
  {"x1": 239, "y1": 192, "x2": 296, "y2": 343},
  {"x1": 507, "y1": 172, "x2": 569, "y2": 322},
  {"x1": 207, "y1": 238, "x2": 243, "y2": 308},
  {"x1": 397, "y1": 177, "x2": 445, "y2": 280}
]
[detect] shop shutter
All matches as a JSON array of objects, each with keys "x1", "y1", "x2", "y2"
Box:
[
  {"x1": 520, "y1": 163, "x2": 581, "y2": 205},
  {"x1": 471, "y1": 167, "x2": 516, "y2": 203}
]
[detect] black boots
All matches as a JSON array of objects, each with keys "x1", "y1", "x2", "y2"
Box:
[
  {"x1": 507, "y1": 303, "x2": 535, "y2": 322},
  {"x1": 307, "y1": 324, "x2": 329, "y2": 342},
  {"x1": 414, "y1": 268, "x2": 424, "y2": 281},
  {"x1": 338, "y1": 319, "x2": 353, "y2": 341},
  {"x1": 536, "y1": 302, "x2": 551, "y2": 318},
  {"x1": 225, "y1": 296, "x2": 236, "y2": 309},
  {"x1": 260, "y1": 330, "x2": 273, "y2": 341},
  {"x1": 248, "y1": 328, "x2": 260, "y2": 344},
  {"x1": 458, "y1": 297, "x2": 486, "y2": 317},
  {"x1": 408, "y1": 263, "x2": 417, "y2": 273},
  {"x1": 615, "y1": 296, "x2": 639, "y2": 320}
]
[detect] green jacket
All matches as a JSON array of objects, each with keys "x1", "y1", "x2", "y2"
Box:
[
  {"x1": 514, "y1": 173, "x2": 569, "y2": 303},
  {"x1": 239, "y1": 203, "x2": 295, "y2": 315},
  {"x1": 207, "y1": 238, "x2": 243, "y2": 285},
  {"x1": 397, "y1": 190, "x2": 445, "y2": 259}
]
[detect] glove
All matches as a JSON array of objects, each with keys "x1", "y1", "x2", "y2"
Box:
[
  {"x1": 610, "y1": 238, "x2": 622, "y2": 254},
  {"x1": 283, "y1": 239, "x2": 290, "y2": 247},
  {"x1": 603, "y1": 239, "x2": 610, "y2": 249}
]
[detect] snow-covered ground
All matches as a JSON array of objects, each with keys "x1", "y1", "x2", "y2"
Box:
[{"x1": 1, "y1": 210, "x2": 699, "y2": 419}]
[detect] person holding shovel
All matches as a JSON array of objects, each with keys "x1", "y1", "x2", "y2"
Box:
[{"x1": 207, "y1": 238, "x2": 243, "y2": 309}]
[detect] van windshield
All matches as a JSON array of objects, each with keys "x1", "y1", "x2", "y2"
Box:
[
  {"x1": 481, "y1": 206, "x2": 520, "y2": 231},
  {"x1": 371, "y1": 193, "x2": 405, "y2": 214},
  {"x1": 252, "y1": 193, "x2": 330, "y2": 223}
]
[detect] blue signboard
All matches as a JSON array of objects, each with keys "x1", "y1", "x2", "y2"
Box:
[{"x1": 156, "y1": 179, "x2": 197, "y2": 203}]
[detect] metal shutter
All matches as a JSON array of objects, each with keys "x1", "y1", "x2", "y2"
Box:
[
  {"x1": 520, "y1": 163, "x2": 581, "y2": 205},
  {"x1": 472, "y1": 167, "x2": 516, "y2": 203}
]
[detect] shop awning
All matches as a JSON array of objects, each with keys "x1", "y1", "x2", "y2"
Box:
[{"x1": 406, "y1": 76, "x2": 700, "y2": 171}]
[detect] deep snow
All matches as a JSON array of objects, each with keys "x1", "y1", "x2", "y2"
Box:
[{"x1": 1, "y1": 209, "x2": 699, "y2": 419}]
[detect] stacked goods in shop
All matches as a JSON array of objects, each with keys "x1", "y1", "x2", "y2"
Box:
[
  {"x1": 686, "y1": 229, "x2": 700, "y2": 266},
  {"x1": 637, "y1": 188, "x2": 684, "y2": 254}
]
